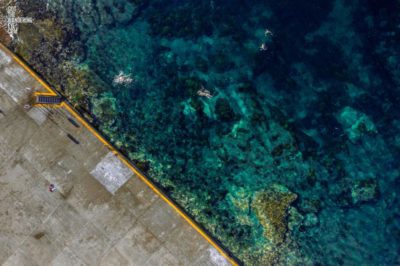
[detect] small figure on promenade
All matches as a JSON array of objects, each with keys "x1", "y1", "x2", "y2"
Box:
[{"x1": 48, "y1": 184, "x2": 56, "y2": 192}]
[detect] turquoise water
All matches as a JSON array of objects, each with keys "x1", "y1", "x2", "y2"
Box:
[{"x1": 16, "y1": 0, "x2": 400, "y2": 264}]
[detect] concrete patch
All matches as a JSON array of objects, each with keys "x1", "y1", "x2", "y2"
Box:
[
  {"x1": 0, "y1": 49, "x2": 11, "y2": 66},
  {"x1": 27, "y1": 107, "x2": 48, "y2": 125},
  {"x1": 50, "y1": 247, "x2": 85, "y2": 266},
  {"x1": 140, "y1": 199, "x2": 183, "y2": 243},
  {"x1": 43, "y1": 203, "x2": 88, "y2": 246},
  {"x1": 42, "y1": 163, "x2": 76, "y2": 198},
  {"x1": 90, "y1": 152, "x2": 133, "y2": 194},
  {"x1": 0, "y1": 164, "x2": 35, "y2": 200},
  {"x1": 68, "y1": 223, "x2": 111, "y2": 265},
  {"x1": 208, "y1": 247, "x2": 230, "y2": 266},
  {"x1": 144, "y1": 247, "x2": 179, "y2": 266},
  {"x1": 0, "y1": 140, "x2": 15, "y2": 170},
  {"x1": 19, "y1": 229, "x2": 63, "y2": 266},
  {"x1": 115, "y1": 221, "x2": 162, "y2": 265},
  {"x1": 100, "y1": 247, "x2": 129, "y2": 266},
  {"x1": 0, "y1": 90, "x2": 16, "y2": 114},
  {"x1": 1, "y1": 249, "x2": 35, "y2": 266},
  {"x1": 0, "y1": 66, "x2": 33, "y2": 103}
]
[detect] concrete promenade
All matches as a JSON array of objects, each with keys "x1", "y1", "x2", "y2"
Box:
[{"x1": 0, "y1": 45, "x2": 232, "y2": 265}]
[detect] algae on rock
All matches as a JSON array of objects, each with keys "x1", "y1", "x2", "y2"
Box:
[{"x1": 252, "y1": 184, "x2": 298, "y2": 244}]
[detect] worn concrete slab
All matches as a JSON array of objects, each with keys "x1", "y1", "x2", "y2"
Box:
[
  {"x1": 0, "y1": 49, "x2": 11, "y2": 65},
  {"x1": 0, "y1": 65, "x2": 34, "y2": 103},
  {"x1": 26, "y1": 106, "x2": 48, "y2": 125},
  {"x1": 68, "y1": 223, "x2": 112, "y2": 265},
  {"x1": 2, "y1": 249, "x2": 37, "y2": 266},
  {"x1": 0, "y1": 45, "x2": 230, "y2": 266},
  {"x1": 0, "y1": 89, "x2": 15, "y2": 114},
  {"x1": 90, "y1": 151, "x2": 133, "y2": 194},
  {"x1": 140, "y1": 198, "x2": 184, "y2": 242},
  {"x1": 50, "y1": 247, "x2": 86, "y2": 266},
  {"x1": 100, "y1": 247, "x2": 129, "y2": 266},
  {"x1": 144, "y1": 247, "x2": 180, "y2": 266},
  {"x1": 114, "y1": 221, "x2": 163, "y2": 265}
]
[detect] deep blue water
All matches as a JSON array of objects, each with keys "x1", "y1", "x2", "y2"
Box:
[{"x1": 16, "y1": 0, "x2": 400, "y2": 264}]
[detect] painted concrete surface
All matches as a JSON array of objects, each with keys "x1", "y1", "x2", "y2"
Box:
[
  {"x1": 0, "y1": 47, "x2": 229, "y2": 265},
  {"x1": 90, "y1": 152, "x2": 133, "y2": 194}
]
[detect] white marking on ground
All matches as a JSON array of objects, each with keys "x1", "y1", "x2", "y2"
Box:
[
  {"x1": 208, "y1": 247, "x2": 229, "y2": 266},
  {"x1": 90, "y1": 151, "x2": 133, "y2": 194}
]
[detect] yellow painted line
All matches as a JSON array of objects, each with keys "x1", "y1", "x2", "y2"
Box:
[
  {"x1": 1, "y1": 43, "x2": 239, "y2": 266},
  {"x1": 33, "y1": 103, "x2": 63, "y2": 108},
  {"x1": 33, "y1": 92, "x2": 57, "y2": 96},
  {"x1": 62, "y1": 103, "x2": 116, "y2": 151}
]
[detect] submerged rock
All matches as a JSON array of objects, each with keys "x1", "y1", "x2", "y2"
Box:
[
  {"x1": 91, "y1": 92, "x2": 118, "y2": 126},
  {"x1": 226, "y1": 187, "x2": 254, "y2": 226},
  {"x1": 351, "y1": 178, "x2": 379, "y2": 204},
  {"x1": 337, "y1": 106, "x2": 377, "y2": 142},
  {"x1": 303, "y1": 213, "x2": 319, "y2": 228},
  {"x1": 252, "y1": 184, "x2": 298, "y2": 244},
  {"x1": 288, "y1": 207, "x2": 304, "y2": 232},
  {"x1": 215, "y1": 98, "x2": 237, "y2": 122}
]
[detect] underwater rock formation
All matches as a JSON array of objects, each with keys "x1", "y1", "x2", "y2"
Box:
[
  {"x1": 351, "y1": 178, "x2": 379, "y2": 205},
  {"x1": 253, "y1": 184, "x2": 297, "y2": 244},
  {"x1": 91, "y1": 92, "x2": 118, "y2": 126},
  {"x1": 215, "y1": 98, "x2": 237, "y2": 122},
  {"x1": 337, "y1": 106, "x2": 377, "y2": 143},
  {"x1": 302, "y1": 213, "x2": 319, "y2": 228},
  {"x1": 46, "y1": 0, "x2": 139, "y2": 38}
]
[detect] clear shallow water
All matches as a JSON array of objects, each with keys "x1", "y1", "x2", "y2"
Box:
[{"x1": 13, "y1": 0, "x2": 400, "y2": 264}]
